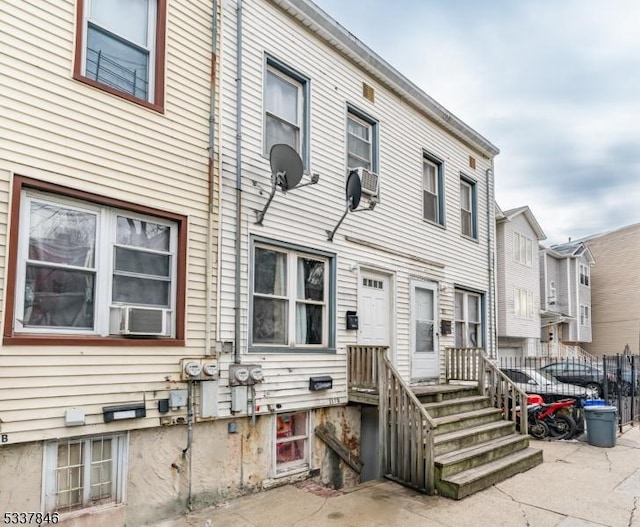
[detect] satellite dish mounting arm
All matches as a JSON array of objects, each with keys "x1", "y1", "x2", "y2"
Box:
[{"x1": 255, "y1": 171, "x2": 284, "y2": 226}]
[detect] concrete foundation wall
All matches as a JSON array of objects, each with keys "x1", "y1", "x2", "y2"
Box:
[{"x1": 0, "y1": 406, "x2": 363, "y2": 526}]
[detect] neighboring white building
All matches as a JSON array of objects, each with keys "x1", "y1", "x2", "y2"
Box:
[
  {"x1": 0, "y1": 0, "x2": 501, "y2": 524},
  {"x1": 539, "y1": 241, "x2": 595, "y2": 356},
  {"x1": 495, "y1": 205, "x2": 546, "y2": 357}
]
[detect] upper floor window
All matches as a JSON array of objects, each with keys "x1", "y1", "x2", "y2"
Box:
[
  {"x1": 75, "y1": 0, "x2": 166, "y2": 109},
  {"x1": 264, "y1": 58, "x2": 309, "y2": 166},
  {"x1": 346, "y1": 106, "x2": 378, "y2": 173},
  {"x1": 459, "y1": 176, "x2": 477, "y2": 239},
  {"x1": 513, "y1": 232, "x2": 533, "y2": 266},
  {"x1": 5, "y1": 177, "x2": 186, "y2": 343},
  {"x1": 579, "y1": 263, "x2": 590, "y2": 286},
  {"x1": 422, "y1": 153, "x2": 445, "y2": 226},
  {"x1": 455, "y1": 289, "x2": 483, "y2": 347},
  {"x1": 514, "y1": 288, "x2": 535, "y2": 319},
  {"x1": 250, "y1": 239, "x2": 335, "y2": 351},
  {"x1": 548, "y1": 280, "x2": 557, "y2": 304},
  {"x1": 580, "y1": 305, "x2": 590, "y2": 326}
]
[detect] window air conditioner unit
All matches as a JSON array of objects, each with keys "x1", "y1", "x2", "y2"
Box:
[
  {"x1": 351, "y1": 167, "x2": 379, "y2": 197},
  {"x1": 118, "y1": 306, "x2": 169, "y2": 336}
]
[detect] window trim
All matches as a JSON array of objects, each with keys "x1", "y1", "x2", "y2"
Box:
[
  {"x1": 422, "y1": 151, "x2": 445, "y2": 227},
  {"x1": 346, "y1": 104, "x2": 379, "y2": 174},
  {"x1": 454, "y1": 288, "x2": 484, "y2": 348},
  {"x1": 42, "y1": 433, "x2": 128, "y2": 514},
  {"x1": 248, "y1": 236, "x2": 336, "y2": 353},
  {"x1": 263, "y1": 55, "x2": 310, "y2": 169},
  {"x1": 4, "y1": 176, "x2": 186, "y2": 346},
  {"x1": 580, "y1": 304, "x2": 590, "y2": 326},
  {"x1": 73, "y1": 0, "x2": 167, "y2": 112},
  {"x1": 274, "y1": 411, "x2": 310, "y2": 476},
  {"x1": 579, "y1": 263, "x2": 590, "y2": 287},
  {"x1": 459, "y1": 175, "x2": 477, "y2": 240}
]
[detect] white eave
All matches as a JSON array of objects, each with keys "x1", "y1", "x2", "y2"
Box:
[{"x1": 269, "y1": 0, "x2": 500, "y2": 158}]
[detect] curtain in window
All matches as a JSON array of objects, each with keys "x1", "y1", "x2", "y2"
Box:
[
  {"x1": 296, "y1": 258, "x2": 323, "y2": 345},
  {"x1": 253, "y1": 248, "x2": 287, "y2": 344},
  {"x1": 265, "y1": 70, "x2": 299, "y2": 152}
]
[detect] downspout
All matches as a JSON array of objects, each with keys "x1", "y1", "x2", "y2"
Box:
[
  {"x1": 206, "y1": 0, "x2": 219, "y2": 355},
  {"x1": 486, "y1": 163, "x2": 497, "y2": 359},
  {"x1": 234, "y1": 0, "x2": 243, "y2": 364},
  {"x1": 215, "y1": 3, "x2": 225, "y2": 343}
]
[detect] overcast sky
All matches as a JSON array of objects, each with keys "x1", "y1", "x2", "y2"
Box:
[{"x1": 312, "y1": 0, "x2": 640, "y2": 245}]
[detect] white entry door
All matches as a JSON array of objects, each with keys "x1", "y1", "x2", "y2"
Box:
[
  {"x1": 358, "y1": 271, "x2": 391, "y2": 346},
  {"x1": 411, "y1": 281, "x2": 438, "y2": 379}
]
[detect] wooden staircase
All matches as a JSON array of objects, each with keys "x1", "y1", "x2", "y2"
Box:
[
  {"x1": 414, "y1": 384, "x2": 542, "y2": 499},
  {"x1": 348, "y1": 346, "x2": 543, "y2": 499}
]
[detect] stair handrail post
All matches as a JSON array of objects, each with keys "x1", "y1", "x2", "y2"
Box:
[{"x1": 376, "y1": 346, "x2": 388, "y2": 479}]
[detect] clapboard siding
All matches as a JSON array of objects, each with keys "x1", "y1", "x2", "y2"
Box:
[
  {"x1": 584, "y1": 224, "x2": 640, "y2": 355},
  {"x1": 216, "y1": 0, "x2": 496, "y2": 403},
  {"x1": 0, "y1": 0, "x2": 216, "y2": 443}
]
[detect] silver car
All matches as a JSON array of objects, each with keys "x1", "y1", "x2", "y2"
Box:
[{"x1": 501, "y1": 367, "x2": 597, "y2": 400}]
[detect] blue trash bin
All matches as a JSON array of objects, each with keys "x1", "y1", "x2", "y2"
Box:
[{"x1": 584, "y1": 405, "x2": 617, "y2": 447}]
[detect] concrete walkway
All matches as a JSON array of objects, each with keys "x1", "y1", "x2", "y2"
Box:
[{"x1": 151, "y1": 427, "x2": 640, "y2": 527}]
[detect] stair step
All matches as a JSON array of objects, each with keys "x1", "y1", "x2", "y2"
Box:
[
  {"x1": 435, "y1": 434, "x2": 530, "y2": 478},
  {"x1": 433, "y1": 407, "x2": 503, "y2": 434},
  {"x1": 437, "y1": 447, "x2": 543, "y2": 500},
  {"x1": 423, "y1": 395, "x2": 490, "y2": 418},
  {"x1": 434, "y1": 421, "x2": 516, "y2": 456},
  {"x1": 412, "y1": 384, "x2": 480, "y2": 404}
]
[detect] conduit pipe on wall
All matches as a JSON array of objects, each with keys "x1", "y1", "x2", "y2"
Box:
[
  {"x1": 234, "y1": 0, "x2": 243, "y2": 364},
  {"x1": 486, "y1": 164, "x2": 497, "y2": 359}
]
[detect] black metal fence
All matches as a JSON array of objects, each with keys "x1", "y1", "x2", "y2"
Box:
[{"x1": 498, "y1": 354, "x2": 640, "y2": 431}]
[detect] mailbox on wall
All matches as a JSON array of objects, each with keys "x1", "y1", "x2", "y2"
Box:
[{"x1": 346, "y1": 311, "x2": 359, "y2": 330}]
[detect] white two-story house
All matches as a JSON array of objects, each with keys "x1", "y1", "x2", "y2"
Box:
[
  {"x1": 495, "y1": 205, "x2": 546, "y2": 357},
  {"x1": 539, "y1": 241, "x2": 595, "y2": 357}
]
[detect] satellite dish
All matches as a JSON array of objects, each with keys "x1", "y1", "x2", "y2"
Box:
[
  {"x1": 346, "y1": 170, "x2": 362, "y2": 211},
  {"x1": 270, "y1": 144, "x2": 303, "y2": 191}
]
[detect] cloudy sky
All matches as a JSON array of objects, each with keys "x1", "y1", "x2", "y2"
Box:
[{"x1": 312, "y1": 0, "x2": 640, "y2": 245}]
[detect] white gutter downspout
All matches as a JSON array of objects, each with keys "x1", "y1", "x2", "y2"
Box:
[
  {"x1": 486, "y1": 164, "x2": 497, "y2": 359},
  {"x1": 234, "y1": 0, "x2": 243, "y2": 364}
]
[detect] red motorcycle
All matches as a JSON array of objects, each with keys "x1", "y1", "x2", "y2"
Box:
[{"x1": 520, "y1": 395, "x2": 578, "y2": 440}]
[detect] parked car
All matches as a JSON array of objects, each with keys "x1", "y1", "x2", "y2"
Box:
[
  {"x1": 539, "y1": 361, "x2": 634, "y2": 397},
  {"x1": 500, "y1": 367, "x2": 597, "y2": 401}
]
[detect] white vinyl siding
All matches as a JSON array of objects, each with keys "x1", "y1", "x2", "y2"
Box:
[{"x1": 0, "y1": 0, "x2": 213, "y2": 443}]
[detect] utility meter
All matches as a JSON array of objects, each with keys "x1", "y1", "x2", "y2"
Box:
[
  {"x1": 234, "y1": 368, "x2": 249, "y2": 383},
  {"x1": 183, "y1": 361, "x2": 202, "y2": 379},
  {"x1": 248, "y1": 365, "x2": 264, "y2": 383},
  {"x1": 202, "y1": 362, "x2": 218, "y2": 379}
]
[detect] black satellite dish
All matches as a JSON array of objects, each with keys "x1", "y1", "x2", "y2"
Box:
[
  {"x1": 255, "y1": 144, "x2": 318, "y2": 225},
  {"x1": 345, "y1": 170, "x2": 362, "y2": 211},
  {"x1": 270, "y1": 144, "x2": 303, "y2": 191}
]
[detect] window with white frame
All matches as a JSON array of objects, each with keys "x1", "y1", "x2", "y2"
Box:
[
  {"x1": 251, "y1": 241, "x2": 334, "y2": 349},
  {"x1": 77, "y1": 0, "x2": 164, "y2": 104},
  {"x1": 264, "y1": 59, "x2": 308, "y2": 161},
  {"x1": 13, "y1": 187, "x2": 179, "y2": 338},
  {"x1": 514, "y1": 288, "x2": 535, "y2": 319},
  {"x1": 548, "y1": 280, "x2": 557, "y2": 304},
  {"x1": 43, "y1": 434, "x2": 127, "y2": 512},
  {"x1": 347, "y1": 108, "x2": 378, "y2": 172},
  {"x1": 579, "y1": 263, "x2": 590, "y2": 286},
  {"x1": 275, "y1": 412, "x2": 309, "y2": 474},
  {"x1": 513, "y1": 232, "x2": 533, "y2": 266},
  {"x1": 422, "y1": 154, "x2": 444, "y2": 225},
  {"x1": 459, "y1": 177, "x2": 477, "y2": 239},
  {"x1": 454, "y1": 290, "x2": 483, "y2": 347},
  {"x1": 580, "y1": 305, "x2": 590, "y2": 326}
]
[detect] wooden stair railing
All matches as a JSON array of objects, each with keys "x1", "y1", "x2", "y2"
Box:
[
  {"x1": 347, "y1": 345, "x2": 437, "y2": 494},
  {"x1": 445, "y1": 347, "x2": 528, "y2": 435}
]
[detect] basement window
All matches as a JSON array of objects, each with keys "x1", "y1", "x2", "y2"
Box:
[{"x1": 275, "y1": 412, "x2": 309, "y2": 475}]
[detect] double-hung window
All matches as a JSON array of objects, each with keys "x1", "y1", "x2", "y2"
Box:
[
  {"x1": 251, "y1": 240, "x2": 335, "y2": 350},
  {"x1": 43, "y1": 434, "x2": 128, "y2": 512},
  {"x1": 454, "y1": 290, "x2": 483, "y2": 347},
  {"x1": 513, "y1": 232, "x2": 533, "y2": 266},
  {"x1": 580, "y1": 305, "x2": 590, "y2": 326},
  {"x1": 460, "y1": 176, "x2": 477, "y2": 239},
  {"x1": 7, "y1": 178, "x2": 185, "y2": 341},
  {"x1": 347, "y1": 107, "x2": 378, "y2": 172},
  {"x1": 514, "y1": 288, "x2": 535, "y2": 319},
  {"x1": 422, "y1": 153, "x2": 444, "y2": 225},
  {"x1": 75, "y1": 0, "x2": 165, "y2": 108},
  {"x1": 264, "y1": 58, "x2": 309, "y2": 166},
  {"x1": 579, "y1": 263, "x2": 590, "y2": 286}
]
